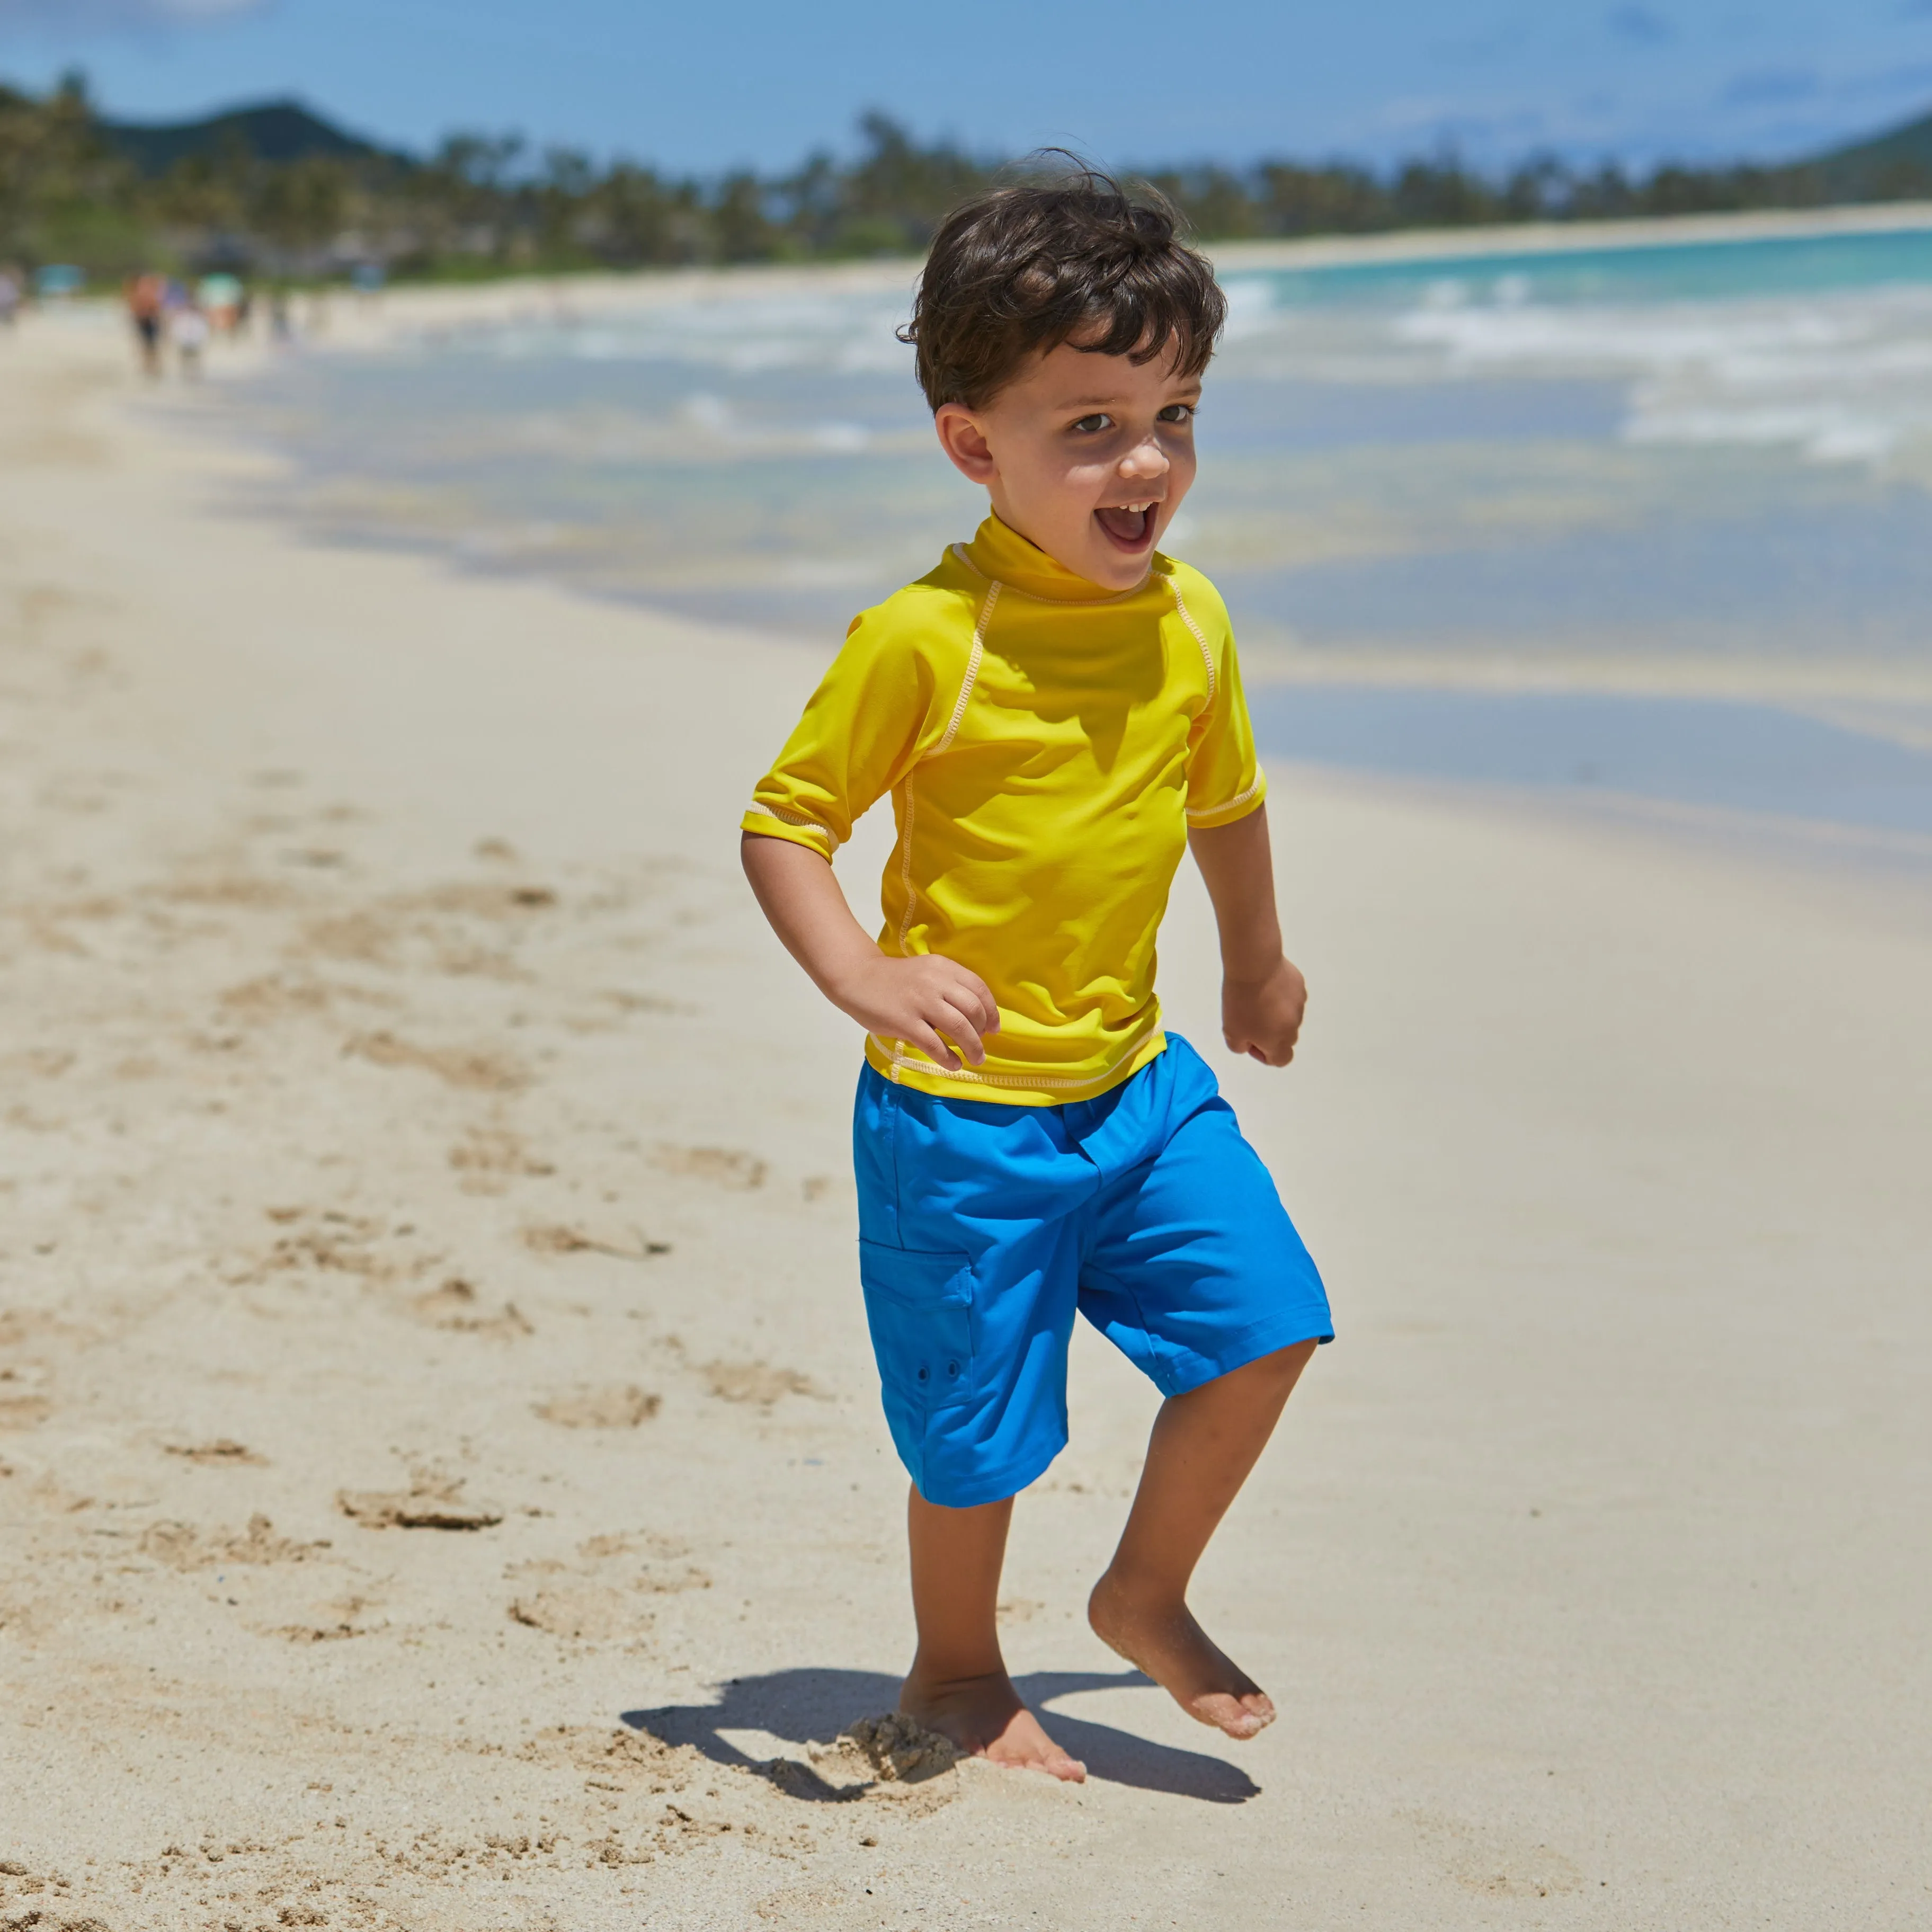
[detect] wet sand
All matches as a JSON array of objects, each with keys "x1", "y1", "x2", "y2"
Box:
[{"x1": 2, "y1": 296, "x2": 1929, "y2": 1929}]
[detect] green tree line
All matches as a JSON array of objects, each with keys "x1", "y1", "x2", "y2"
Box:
[{"x1": 5, "y1": 73, "x2": 1929, "y2": 283}]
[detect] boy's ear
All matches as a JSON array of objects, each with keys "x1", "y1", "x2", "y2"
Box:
[{"x1": 934, "y1": 404, "x2": 998, "y2": 486}]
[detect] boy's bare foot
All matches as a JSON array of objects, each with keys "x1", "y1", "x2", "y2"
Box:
[
  {"x1": 1087, "y1": 1570, "x2": 1276, "y2": 1740},
  {"x1": 900, "y1": 1667, "x2": 1086, "y2": 1782}
]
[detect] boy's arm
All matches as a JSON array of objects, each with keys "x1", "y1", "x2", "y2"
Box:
[
  {"x1": 740, "y1": 833, "x2": 1000, "y2": 1074},
  {"x1": 1187, "y1": 804, "x2": 1307, "y2": 1067}
]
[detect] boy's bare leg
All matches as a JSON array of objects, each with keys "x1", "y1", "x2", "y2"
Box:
[
  {"x1": 899, "y1": 1489, "x2": 1087, "y2": 1782},
  {"x1": 1089, "y1": 1340, "x2": 1317, "y2": 1740}
]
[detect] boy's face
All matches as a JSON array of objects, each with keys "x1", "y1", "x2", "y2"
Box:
[{"x1": 934, "y1": 336, "x2": 1201, "y2": 591}]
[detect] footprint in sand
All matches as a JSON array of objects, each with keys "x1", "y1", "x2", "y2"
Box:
[
  {"x1": 344, "y1": 1029, "x2": 529, "y2": 1093},
  {"x1": 506, "y1": 1532, "x2": 708, "y2": 1639},
  {"x1": 533, "y1": 1386, "x2": 661, "y2": 1429},
  {"x1": 828, "y1": 1713, "x2": 960, "y2": 1785},
  {"x1": 653, "y1": 1144, "x2": 766, "y2": 1190},
  {"x1": 0, "y1": 1352, "x2": 58, "y2": 1445},
  {"x1": 700, "y1": 1360, "x2": 823, "y2": 1408},
  {"x1": 161, "y1": 864, "x2": 296, "y2": 911},
  {"x1": 3, "y1": 1047, "x2": 76, "y2": 1079},
  {"x1": 411, "y1": 1278, "x2": 532, "y2": 1338},
  {"x1": 522, "y1": 1222, "x2": 667, "y2": 1260},
  {"x1": 0, "y1": 1388, "x2": 51, "y2": 1430},
  {"x1": 336, "y1": 1475, "x2": 503, "y2": 1532},
  {"x1": 507, "y1": 1583, "x2": 644, "y2": 1641},
  {"x1": 273, "y1": 1593, "x2": 383, "y2": 1644},
  {"x1": 410, "y1": 879, "x2": 559, "y2": 918},
  {"x1": 519, "y1": 1722, "x2": 708, "y2": 1797},
  {"x1": 752, "y1": 1717, "x2": 964, "y2": 1811},
  {"x1": 304, "y1": 909, "x2": 395, "y2": 965},
  {"x1": 218, "y1": 972, "x2": 341, "y2": 1021},
  {"x1": 575, "y1": 1530, "x2": 710, "y2": 1594},
  {"x1": 450, "y1": 1125, "x2": 555, "y2": 1193},
  {"x1": 140, "y1": 1513, "x2": 330, "y2": 1570},
  {"x1": 239, "y1": 1207, "x2": 414, "y2": 1291},
  {"x1": 164, "y1": 1438, "x2": 266, "y2": 1466}
]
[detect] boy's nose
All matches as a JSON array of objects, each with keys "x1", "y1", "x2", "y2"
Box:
[{"x1": 1119, "y1": 440, "x2": 1170, "y2": 480}]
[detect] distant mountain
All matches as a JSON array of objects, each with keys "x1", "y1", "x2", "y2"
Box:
[
  {"x1": 100, "y1": 99, "x2": 403, "y2": 176},
  {"x1": 1805, "y1": 108, "x2": 1932, "y2": 199},
  {"x1": 78, "y1": 88, "x2": 1932, "y2": 210}
]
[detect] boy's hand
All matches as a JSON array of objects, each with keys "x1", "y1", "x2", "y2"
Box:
[
  {"x1": 741, "y1": 834, "x2": 1000, "y2": 1073},
  {"x1": 1189, "y1": 807, "x2": 1306, "y2": 1071},
  {"x1": 839, "y1": 952, "x2": 1001, "y2": 1073},
  {"x1": 1222, "y1": 955, "x2": 1307, "y2": 1067}
]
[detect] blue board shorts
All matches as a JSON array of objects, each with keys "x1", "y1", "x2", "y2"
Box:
[{"x1": 853, "y1": 1033, "x2": 1333, "y2": 1508}]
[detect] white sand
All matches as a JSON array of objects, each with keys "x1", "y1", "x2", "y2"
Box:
[{"x1": 2, "y1": 300, "x2": 1929, "y2": 1930}]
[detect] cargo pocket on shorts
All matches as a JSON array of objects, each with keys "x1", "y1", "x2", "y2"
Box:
[{"x1": 858, "y1": 1239, "x2": 974, "y2": 1413}]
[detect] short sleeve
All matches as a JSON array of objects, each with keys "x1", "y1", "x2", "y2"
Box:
[
  {"x1": 1178, "y1": 575, "x2": 1267, "y2": 829},
  {"x1": 741, "y1": 606, "x2": 938, "y2": 858}
]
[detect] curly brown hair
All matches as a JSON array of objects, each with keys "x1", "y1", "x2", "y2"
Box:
[{"x1": 898, "y1": 162, "x2": 1227, "y2": 413}]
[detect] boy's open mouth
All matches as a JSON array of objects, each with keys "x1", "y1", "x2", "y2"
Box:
[{"x1": 1095, "y1": 501, "x2": 1159, "y2": 550}]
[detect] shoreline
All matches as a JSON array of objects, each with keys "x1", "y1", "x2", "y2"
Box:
[
  {"x1": 94, "y1": 283, "x2": 1932, "y2": 730},
  {"x1": 1235, "y1": 631, "x2": 1932, "y2": 710},
  {"x1": 31, "y1": 194, "x2": 1932, "y2": 348},
  {"x1": 50, "y1": 278, "x2": 1932, "y2": 863},
  {"x1": 306, "y1": 197, "x2": 1932, "y2": 317}
]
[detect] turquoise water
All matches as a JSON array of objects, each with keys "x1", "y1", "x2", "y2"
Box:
[
  {"x1": 218, "y1": 222, "x2": 1932, "y2": 851},
  {"x1": 1250, "y1": 224, "x2": 1932, "y2": 308}
]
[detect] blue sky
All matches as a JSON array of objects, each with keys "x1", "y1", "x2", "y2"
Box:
[{"x1": 3, "y1": 0, "x2": 1930, "y2": 174}]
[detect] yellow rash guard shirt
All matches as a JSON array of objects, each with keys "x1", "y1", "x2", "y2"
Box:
[{"x1": 741, "y1": 513, "x2": 1266, "y2": 1107}]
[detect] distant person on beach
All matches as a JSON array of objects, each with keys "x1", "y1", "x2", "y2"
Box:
[
  {"x1": 126, "y1": 272, "x2": 166, "y2": 376},
  {"x1": 171, "y1": 302, "x2": 210, "y2": 378},
  {"x1": 0, "y1": 266, "x2": 21, "y2": 328},
  {"x1": 742, "y1": 171, "x2": 1331, "y2": 1780},
  {"x1": 198, "y1": 272, "x2": 244, "y2": 335}
]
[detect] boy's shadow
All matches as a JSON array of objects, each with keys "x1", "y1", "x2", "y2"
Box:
[{"x1": 621, "y1": 1666, "x2": 1259, "y2": 1804}]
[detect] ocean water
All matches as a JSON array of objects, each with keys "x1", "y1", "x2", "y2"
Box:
[
  {"x1": 216, "y1": 223, "x2": 1932, "y2": 850},
  {"x1": 1249, "y1": 686, "x2": 1932, "y2": 848}
]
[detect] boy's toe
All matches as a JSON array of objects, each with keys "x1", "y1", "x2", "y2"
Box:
[
  {"x1": 1190, "y1": 1690, "x2": 1276, "y2": 1739},
  {"x1": 982, "y1": 1717, "x2": 1087, "y2": 1781}
]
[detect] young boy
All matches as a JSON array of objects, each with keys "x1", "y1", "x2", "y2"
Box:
[{"x1": 741, "y1": 172, "x2": 1332, "y2": 1784}]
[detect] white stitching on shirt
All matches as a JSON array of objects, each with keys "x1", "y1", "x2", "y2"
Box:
[
  {"x1": 936, "y1": 581, "x2": 997, "y2": 754},
  {"x1": 745, "y1": 802, "x2": 837, "y2": 846},
  {"x1": 892, "y1": 784, "x2": 918, "y2": 957},
  {"x1": 1186, "y1": 777, "x2": 1265, "y2": 824},
  {"x1": 1170, "y1": 581, "x2": 1217, "y2": 704},
  {"x1": 871, "y1": 1005, "x2": 1162, "y2": 1091},
  {"x1": 893, "y1": 577, "x2": 1000, "y2": 955}
]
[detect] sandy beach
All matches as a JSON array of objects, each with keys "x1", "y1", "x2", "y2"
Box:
[{"x1": 3, "y1": 295, "x2": 1930, "y2": 1930}]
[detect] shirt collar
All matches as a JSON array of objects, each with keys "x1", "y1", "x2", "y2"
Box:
[{"x1": 960, "y1": 512, "x2": 1164, "y2": 604}]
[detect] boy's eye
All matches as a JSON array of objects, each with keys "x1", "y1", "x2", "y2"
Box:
[
  {"x1": 1070, "y1": 413, "x2": 1113, "y2": 434},
  {"x1": 1158, "y1": 403, "x2": 1196, "y2": 424}
]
